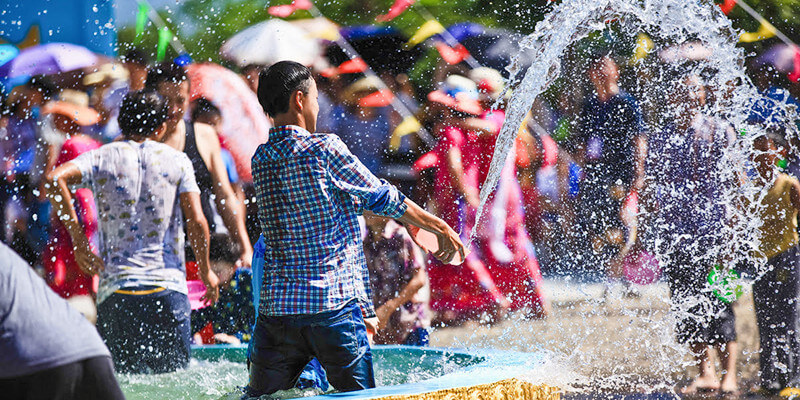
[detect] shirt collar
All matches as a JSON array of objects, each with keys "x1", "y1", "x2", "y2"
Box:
[{"x1": 268, "y1": 125, "x2": 310, "y2": 142}]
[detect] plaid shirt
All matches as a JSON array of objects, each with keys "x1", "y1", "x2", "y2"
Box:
[{"x1": 252, "y1": 125, "x2": 407, "y2": 318}]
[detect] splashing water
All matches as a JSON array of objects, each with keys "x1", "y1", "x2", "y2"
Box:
[{"x1": 462, "y1": 0, "x2": 799, "y2": 393}]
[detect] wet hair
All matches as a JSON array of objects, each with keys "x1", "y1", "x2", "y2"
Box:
[
  {"x1": 118, "y1": 90, "x2": 169, "y2": 138},
  {"x1": 122, "y1": 49, "x2": 149, "y2": 66},
  {"x1": 28, "y1": 76, "x2": 57, "y2": 100},
  {"x1": 191, "y1": 98, "x2": 221, "y2": 123},
  {"x1": 145, "y1": 61, "x2": 188, "y2": 90},
  {"x1": 257, "y1": 61, "x2": 312, "y2": 117},
  {"x1": 209, "y1": 233, "x2": 241, "y2": 264}
]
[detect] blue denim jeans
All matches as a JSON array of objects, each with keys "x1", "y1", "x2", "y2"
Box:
[{"x1": 246, "y1": 300, "x2": 375, "y2": 396}]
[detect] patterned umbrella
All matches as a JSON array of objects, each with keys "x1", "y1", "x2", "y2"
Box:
[
  {"x1": 0, "y1": 42, "x2": 98, "y2": 78},
  {"x1": 186, "y1": 63, "x2": 271, "y2": 182}
]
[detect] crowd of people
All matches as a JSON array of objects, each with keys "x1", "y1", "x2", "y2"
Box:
[{"x1": 2, "y1": 32, "x2": 800, "y2": 398}]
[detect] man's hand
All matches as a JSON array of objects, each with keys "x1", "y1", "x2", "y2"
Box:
[
  {"x1": 201, "y1": 269, "x2": 220, "y2": 305},
  {"x1": 375, "y1": 304, "x2": 394, "y2": 331},
  {"x1": 213, "y1": 333, "x2": 241, "y2": 345},
  {"x1": 238, "y1": 247, "x2": 253, "y2": 268},
  {"x1": 72, "y1": 236, "x2": 104, "y2": 275},
  {"x1": 435, "y1": 223, "x2": 466, "y2": 264},
  {"x1": 363, "y1": 316, "x2": 380, "y2": 333}
]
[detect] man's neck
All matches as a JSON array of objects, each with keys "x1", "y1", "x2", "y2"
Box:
[
  {"x1": 161, "y1": 118, "x2": 186, "y2": 150},
  {"x1": 273, "y1": 113, "x2": 306, "y2": 131}
]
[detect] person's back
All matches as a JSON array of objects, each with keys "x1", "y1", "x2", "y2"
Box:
[
  {"x1": 47, "y1": 89, "x2": 218, "y2": 374},
  {"x1": 73, "y1": 139, "x2": 196, "y2": 302},
  {"x1": 0, "y1": 242, "x2": 124, "y2": 399}
]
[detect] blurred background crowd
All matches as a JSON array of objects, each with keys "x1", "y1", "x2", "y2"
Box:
[{"x1": 2, "y1": 0, "x2": 800, "y2": 357}]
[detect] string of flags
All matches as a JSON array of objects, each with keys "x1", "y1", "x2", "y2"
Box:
[
  {"x1": 267, "y1": 0, "x2": 312, "y2": 18},
  {"x1": 134, "y1": 0, "x2": 188, "y2": 62},
  {"x1": 376, "y1": 0, "x2": 416, "y2": 22}
]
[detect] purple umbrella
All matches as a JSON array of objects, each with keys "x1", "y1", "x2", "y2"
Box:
[{"x1": 0, "y1": 42, "x2": 99, "y2": 78}]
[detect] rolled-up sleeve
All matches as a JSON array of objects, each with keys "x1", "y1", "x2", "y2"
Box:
[{"x1": 325, "y1": 135, "x2": 407, "y2": 218}]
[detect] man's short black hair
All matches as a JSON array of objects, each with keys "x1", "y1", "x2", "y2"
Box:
[
  {"x1": 145, "y1": 61, "x2": 188, "y2": 90},
  {"x1": 191, "y1": 97, "x2": 221, "y2": 123},
  {"x1": 118, "y1": 90, "x2": 169, "y2": 138},
  {"x1": 122, "y1": 49, "x2": 149, "y2": 66},
  {"x1": 257, "y1": 61, "x2": 312, "y2": 117}
]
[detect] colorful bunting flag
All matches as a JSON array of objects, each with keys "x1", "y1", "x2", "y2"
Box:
[
  {"x1": 435, "y1": 42, "x2": 471, "y2": 65},
  {"x1": 390, "y1": 116, "x2": 422, "y2": 150},
  {"x1": 321, "y1": 58, "x2": 368, "y2": 78},
  {"x1": 739, "y1": 21, "x2": 776, "y2": 43},
  {"x1": 719, "y1": 0, "x2": 736, "y2": 15},
  {"x1": 135, "y1": 2, "x2": 150, "y2": 41},
  {"x1": 789, "y1": 46, "x2": 800, "y2": 83},
  {"x1": 359, "y1": 89, "x2": 394, "y2": 108},
  {"x1": 157, "y1": 26, "x2": 173, "y2": 62},
  {"x1": 268, "y1": 0, "x2": 312, "y2": 18},
  {"x1": 376, "y1": 0, "x2": 416, "y2": 22},
  {"x1": 406, "y1": 19, "x2": 445, "y2": 47},
  {"x1": 629, "y1": 33, "x2": 653, "y2": 64}
]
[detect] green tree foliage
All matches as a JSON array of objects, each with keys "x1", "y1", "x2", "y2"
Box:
[{"x1": 117, "y1": 0, "x2": 800, "y2": 70}]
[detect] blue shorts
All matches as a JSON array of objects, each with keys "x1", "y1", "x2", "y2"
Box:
[
  {"x1": 246, "y1": 300, "x2": 375, "y2": 396},
  {"x1": 97, "y1": 287, "x2": 191, "y2": 374}
]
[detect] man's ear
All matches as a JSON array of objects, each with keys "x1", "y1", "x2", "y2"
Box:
[{"x1": 291, "y1": 90, "x2": 305, "y2": 113}]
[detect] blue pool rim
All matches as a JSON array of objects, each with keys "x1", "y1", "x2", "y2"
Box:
[{"x1": 191, "y1": 344, "x2": 547, "y2": 399}]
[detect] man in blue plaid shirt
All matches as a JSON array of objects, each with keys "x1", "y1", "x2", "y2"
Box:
[{"x1": 246, "y1": 61, "x2": 464, "y2": 396}]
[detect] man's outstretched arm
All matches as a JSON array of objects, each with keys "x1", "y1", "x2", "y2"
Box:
[{"x1": 396, "y1": 198, "x2": 465, "y2": 264}]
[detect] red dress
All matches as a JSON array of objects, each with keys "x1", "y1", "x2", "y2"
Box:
[
  {"x1": 467, "y1": 110, "x2": 547, "y2": 316},
  {"x1": 43, "y1": 135, "x2": 101, "y2": 298},
  {"x1": 427, "y1": 112, "x2": 548, "y2": 318},
  {"x1": 428, "y1": 125, "x2": 509, "y2": 316}
]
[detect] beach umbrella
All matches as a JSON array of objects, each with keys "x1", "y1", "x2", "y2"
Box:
[
  {"x1": 289, "y1": 17, "x2": 340, "y2": 42},
  {"x1": 0, "y1": 45, "x2": 19, "y2": 66},
  {"x1": 185, "y1": 63, "x2": 270, "y2": 182},
  {"x1": 220, "y1": 19, "x2": 321, "y2": 67},
  {"x1": 0, "y1": 42, "x2": 99, "y2": 78},
  {"x1": 328, "y1": 26, "x2": 423, "y2": 74},
  {"x1": 460, "y1": 29, "x2": 536, "y2": 77}
]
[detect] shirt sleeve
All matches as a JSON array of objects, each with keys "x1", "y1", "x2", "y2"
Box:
[
  {"x1": 68, "y1": 149, "x2": 99, "y2": 188},
  {"x1": 177, "y1": 153, "x2": 201, "y2": 194},
  {"x1": 325, "y1": 135, "x2": 407, "y2": 219}
]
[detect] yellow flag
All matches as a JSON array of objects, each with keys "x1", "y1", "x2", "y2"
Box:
[
  {"x1": 740, "y1": 21, "x2": 777, "y2": 43},
  {"x1": 630, "y1": 33, "x2": 653, "y2": 64},
  {"x1": 406, "y1": 19, "x2": 445, "y2": 47},
  {"x1": 389, "y1": 116, "x2": 422, "y2": 150}
]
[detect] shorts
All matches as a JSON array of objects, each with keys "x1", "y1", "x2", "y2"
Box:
[{"x1": 97, "y1": 287, "x2": 191, "y2": 374}]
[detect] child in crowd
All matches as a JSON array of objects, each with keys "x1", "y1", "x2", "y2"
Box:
[
  {"x1": 751, "y1": 132, "x2": 800, "y2": 395},
  {"x1": 363, "y1": 212, "x2": 431, "y2": 346},
  {"x1": 191, "y1": 233, "x2": 254, "y2": 345}
]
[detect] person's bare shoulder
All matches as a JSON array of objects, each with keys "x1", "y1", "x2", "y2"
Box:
[{"x1": 193, "y1": 122, "x2": 222, "y2": 151}]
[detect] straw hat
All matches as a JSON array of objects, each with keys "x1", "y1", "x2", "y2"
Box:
[
  {"x1": 427, "y1": 74, "x2": 482, "y2": 115},
  {"x1": 43, "y1": 89, "x2": 100, "y2": 126},
  {"x1": 468, "y1": 67, "x2": 504, "y2": 100},
  {"x1": 83, "y1": 62, "x2": 130, "y2": 86}
]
